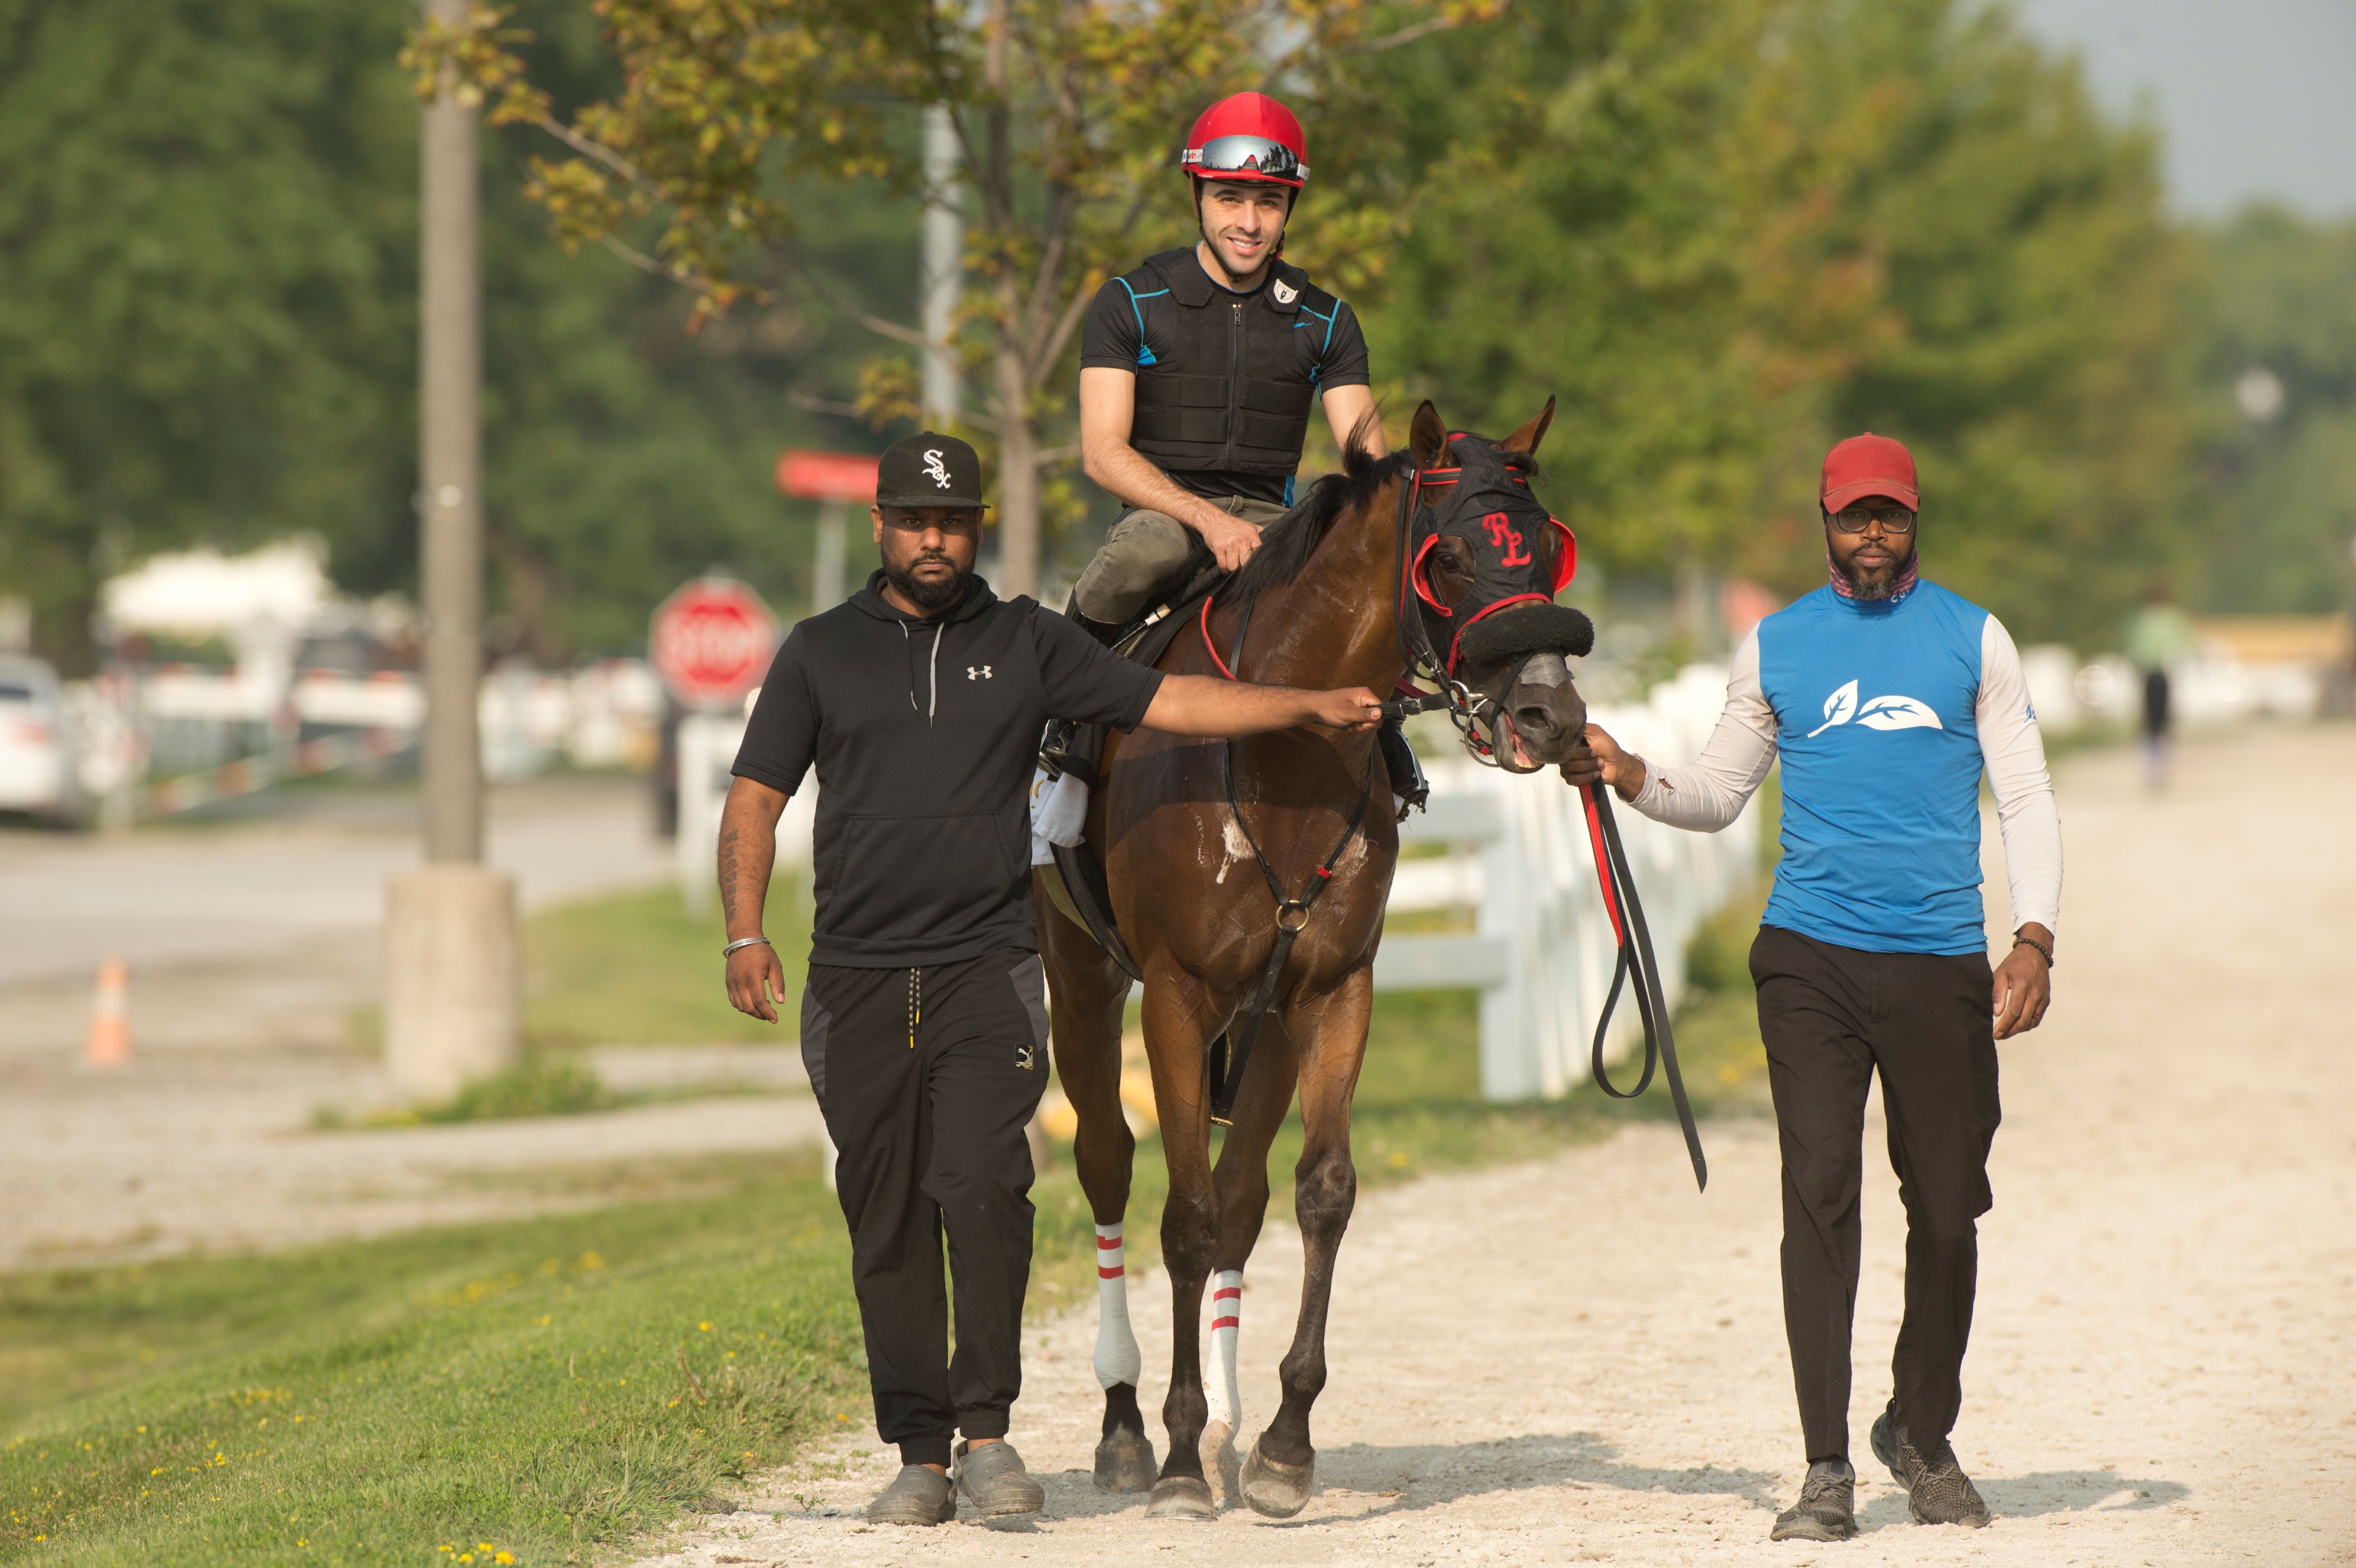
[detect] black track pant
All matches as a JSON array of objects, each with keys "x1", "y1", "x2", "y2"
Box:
[
  {"x1": 800, "y1": 948, "x2": 1051, "y2": 1468},
  {"x1": 1750, "y1": 925, "x2": 2001, "y2": 1464}
]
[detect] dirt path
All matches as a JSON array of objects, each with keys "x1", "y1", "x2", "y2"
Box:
[
  {"x1": 647, "y1": 725, "x2": 2356, "y2": 1568},
  {"x1": 0, "y1": 1047, "x2": 821, "y2": 1267}
]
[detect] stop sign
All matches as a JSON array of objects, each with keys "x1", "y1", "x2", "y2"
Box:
[{"x1": 649, "y1": 577, "x2": 780, "y2": 709}]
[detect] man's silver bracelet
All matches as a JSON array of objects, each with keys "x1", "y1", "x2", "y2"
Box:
[{"x1": 722, "y1": 936, "x2": 772, "y2": 958}]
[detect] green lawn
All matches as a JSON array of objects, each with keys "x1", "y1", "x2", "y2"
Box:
[
  {"x1": 0, "y1": 1153, "x2": 861, "y2": 1566},
  {"x1": 10, "y1": 854, "x2": 1776, "y2": 1564},
  {"x1": 522, "y1": 883, "x2": 812, "y2": 1051}
]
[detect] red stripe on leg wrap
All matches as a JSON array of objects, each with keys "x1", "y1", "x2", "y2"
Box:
[
  {"x1": 1096, "y1": 1235, "x2": 1122, "y2": 1249},
  {"x1": 1097, "y1": 1265, "x2": 1124, "y2": 1279},
  {"x1": 1212, "y1": 1287, "x2": 1241, "y2": 1302},
  {"x1": 1211, "y1": 1316, "x2": 1239, "y2": 1331}
]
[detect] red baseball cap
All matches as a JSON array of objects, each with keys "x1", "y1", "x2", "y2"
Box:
[{"x1": 1819, "y1": 432, "x2": 1919, "y2": 513}]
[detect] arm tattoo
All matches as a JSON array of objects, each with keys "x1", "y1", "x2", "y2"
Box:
[{"x1": 717, "y1": 825, "x2": 743, "y2": 926}]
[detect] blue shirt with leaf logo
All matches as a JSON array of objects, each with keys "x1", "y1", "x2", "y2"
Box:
[{"x1": 1756, "y1": 580, "x2": 1995, "y2": 955}]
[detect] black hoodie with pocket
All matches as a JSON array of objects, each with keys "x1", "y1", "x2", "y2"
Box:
[{"x1": 731, "y1": 570, "x2": 1164, "y2": 968}]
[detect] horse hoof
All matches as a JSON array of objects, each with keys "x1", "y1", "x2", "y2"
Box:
[
  {"x1": 1093, "y1": 1425, "x2": 1158, "y2": 1493},
  {"x1": 1240, "y1": 1436, "x2": 1315, "y2": 1519},
  {"x1": 1144, "y1": 1474, "x2": 1217, "y2": 1521},
  {"x1": 1199, "y1": 1419, "x2": 1242, "y2": 1509}
]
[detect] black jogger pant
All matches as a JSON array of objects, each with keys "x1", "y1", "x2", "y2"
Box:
[
  {"x1": 800, "y1": 948, "x2": 1051, "y2": 1468},
  {"x1": 1750, "y1": 925, "x2": 2001, "y2": 1464}
]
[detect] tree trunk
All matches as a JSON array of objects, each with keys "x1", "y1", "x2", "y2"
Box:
[{"x1": 993, "y1": 337, "x2": 1041, "y2": 597}]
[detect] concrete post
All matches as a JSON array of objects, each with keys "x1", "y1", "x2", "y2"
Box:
[
  {"x1": 384, "y1": 0, "x2": 519, "y2": 1097},
  {"x1": 921, "y1": 105, "x2": 963, "y2": 426},
  {"x1": 385, "y1": 866, "x2": 519, "y2": 1099}
]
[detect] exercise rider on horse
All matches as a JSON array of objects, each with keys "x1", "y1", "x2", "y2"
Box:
[{"x1": 1071, "y1": 91, "x2": 1384, "y2": 640}]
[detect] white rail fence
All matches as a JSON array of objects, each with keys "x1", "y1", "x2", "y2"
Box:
[
  {"x1": 1376, "y1": 664, "x2": 1760, "y2": 1100},
  {"x1": 678, "y1": 664, "x2": 1763, "y2": 1104}
]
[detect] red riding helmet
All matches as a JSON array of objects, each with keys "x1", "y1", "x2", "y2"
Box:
[{"x1": 1182, "y1": 91, "x2": 1309, "y2": 190}]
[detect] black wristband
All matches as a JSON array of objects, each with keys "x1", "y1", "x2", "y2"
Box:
[{"x1": 2011, "y1": 931, "x2": 2053, "y2": 968}]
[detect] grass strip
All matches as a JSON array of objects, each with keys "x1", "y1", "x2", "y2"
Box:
[
  {"x1": 4, "y1": 862, "x2": 1777, "y2": 1565},
  {"x1": 0, "y1": 1153, "x2": 860, "y2": 1566}
]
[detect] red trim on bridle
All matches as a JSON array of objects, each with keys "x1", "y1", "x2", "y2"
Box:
[
  {"x1": 1547, "y1": 517, "x2": 1578, "y2": 595},
  {"x1": 1200, "y1": 594, "x2": 1238, "y2": 680},
  {"x1": 1409, "y1": 534, "x2": 1450, "y2": 613},
  {"x1": 1445, "y1": 592, "x2": 1554, "y2": 672}
]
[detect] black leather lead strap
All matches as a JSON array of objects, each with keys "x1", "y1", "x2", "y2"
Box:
[{"x1": 1584, "y1": 783, "x2": 1708, "y2": 1192}]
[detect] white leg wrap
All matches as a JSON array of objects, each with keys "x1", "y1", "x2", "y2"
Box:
[
  {"x1": 1093, "y1": 1222, "x2": 1142, "y2": 1390},
  {"x1": 1206, "y1": 1268, "x2": 1244, "y2": 1433}
]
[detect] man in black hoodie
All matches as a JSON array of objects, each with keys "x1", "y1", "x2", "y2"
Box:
[{"x1": 717, "y1": 433, "x2": 1380, "y2": 1526}]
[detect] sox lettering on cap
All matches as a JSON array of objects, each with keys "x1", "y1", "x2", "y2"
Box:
[{"x1": 877, "y1": 431, "x2": 988, "y2": 509}]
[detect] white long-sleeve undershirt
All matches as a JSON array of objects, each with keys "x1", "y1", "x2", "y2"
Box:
[{"x1": 1627, "y1": 618, "x2": 2063, "y2": 935}]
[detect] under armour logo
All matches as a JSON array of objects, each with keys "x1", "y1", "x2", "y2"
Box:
[
  {"x1": 922, "y1": 449, "x2": 952, "y2": 488},
  {"x1": 968, "y1": 665, "x2": 992, "y2": 680}
]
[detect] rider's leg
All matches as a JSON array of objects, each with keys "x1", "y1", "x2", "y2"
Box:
[{"x1": 1072, "y1": 507, "x2": 1197, "y2": 632}]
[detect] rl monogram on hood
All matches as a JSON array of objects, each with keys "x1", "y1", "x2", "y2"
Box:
[{"x1": 1406, "y1": 436, "x2": 1585, "y2": 673}]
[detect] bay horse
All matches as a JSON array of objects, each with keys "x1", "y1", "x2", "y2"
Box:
[{"x1": 1038, "y1": 399, "x2": 1595, "y2": 1519}]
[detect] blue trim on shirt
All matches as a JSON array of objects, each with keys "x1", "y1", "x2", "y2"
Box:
[
  {"x1": 1295, "y1": 301, "x2": 1339, "y2": 390},
  {"x1": 1117, "y1": 279, "x2": 1169, "y2": 368}
]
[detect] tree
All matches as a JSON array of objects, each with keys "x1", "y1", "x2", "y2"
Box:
[
  {"x1": 413, "y1": 0, "x2": 1499, "y2": 598},
  {"x1": 0, "y1": 0, "x2": 415, "y2": 669},
  {"x1": 1331, "y1": 0, "x2": 2202, "y2": 647},
  {"x1": 2193, "y1": 206, "x2": 2356, "y2": 615},
  {"x1": 0, "y1": 0, "x2": 899, "y2": 670}
]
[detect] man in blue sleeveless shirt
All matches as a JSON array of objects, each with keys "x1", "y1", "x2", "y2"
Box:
[{"x1": 1572, "y1": 434, "x2": 2062, "y2": 1541}]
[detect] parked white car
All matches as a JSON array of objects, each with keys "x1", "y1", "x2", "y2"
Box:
[{"x1": 0, "y1": 656, "x2": 87, "y2": 827}]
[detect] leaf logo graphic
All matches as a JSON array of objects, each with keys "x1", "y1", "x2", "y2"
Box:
[
  {"x1": 1806, "y1": 679, "x2": 1859, "y2": 738},
  {"x1": 1855, "y1": 695, "x2": 1944, "y2": 731}
]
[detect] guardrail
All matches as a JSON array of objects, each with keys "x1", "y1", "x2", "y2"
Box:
[{"x1": 674, "y1": 665, "x2": 1763, "y2": 1104}]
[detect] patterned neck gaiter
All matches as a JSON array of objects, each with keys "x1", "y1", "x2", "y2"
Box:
[{"x1": 1827, "y1": 550, "x2": 1919, "y2": 604}]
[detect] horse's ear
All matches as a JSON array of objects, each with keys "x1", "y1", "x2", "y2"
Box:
[
  {"x1": 1501, "y1": 396, "x2": 1556, "y2": 457},
  {"x1": 1409, "y1": 401, "x2": 1449, "y2": 468}
]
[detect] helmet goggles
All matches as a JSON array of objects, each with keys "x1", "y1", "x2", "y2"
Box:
[{"x1": 1184, "y1": 134, "x2": 1307, "y2": 184}]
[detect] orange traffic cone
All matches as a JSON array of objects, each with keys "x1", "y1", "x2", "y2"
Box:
[{"x1": 87, "y1": 956, "x2": 131, "y2": 1069}]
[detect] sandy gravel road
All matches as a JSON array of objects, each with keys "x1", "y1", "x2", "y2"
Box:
[
  {"x1": 647, "y1": 725, "x2": 2356, "y2": 1568},
  {"x1": 0, "y1": 774, "x2": 670, "y2": 1052}
]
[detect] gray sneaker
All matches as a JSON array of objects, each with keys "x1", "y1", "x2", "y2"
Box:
[
  {"x1": 954, "y1": 1438, "x2": 1046, "y2": 1518},
  {"x1": 866, "y1": 1463, "x2": 957, "y2": 1526},
  {"x1": 1870, "y1": 1408, "x2": 1991, "y2": 1528},
  {"x1": 1770, "y1": 1459, "x2": 1857, "y2": 1542}
]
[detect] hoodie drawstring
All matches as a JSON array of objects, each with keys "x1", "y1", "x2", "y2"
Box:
[{"x1": 898, "y1": 619, "x2": 945, "y2": 726}]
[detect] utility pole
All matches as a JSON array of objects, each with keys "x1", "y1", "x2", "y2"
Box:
[
  {"x1": 921, "y1": 105, "x2": 963, "y2": 428},
  {"x1": 384, "y1": 0, "x2": 519, "y2": 1100}
]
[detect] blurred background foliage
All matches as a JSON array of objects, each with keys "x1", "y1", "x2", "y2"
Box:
[{"x1": 2, "y1": 0, "x2": 2351, "y2": 671}]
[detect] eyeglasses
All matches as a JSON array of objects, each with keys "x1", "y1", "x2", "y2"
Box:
[
  {"x1": 1184, "y1": 135, "x2": 1306, "y2": 181},
  {"x1": 1828, "y1": 505, "x2": 1916, "y2": 534}
]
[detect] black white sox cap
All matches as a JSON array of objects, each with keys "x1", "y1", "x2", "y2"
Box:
[{"x1": 877, "y1": 432, "x2": 988, "y2": 509}]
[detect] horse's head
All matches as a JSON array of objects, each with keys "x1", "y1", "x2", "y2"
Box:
[{"x1": 1400, "y1": 399, "x2": 1592, "y2": 772}]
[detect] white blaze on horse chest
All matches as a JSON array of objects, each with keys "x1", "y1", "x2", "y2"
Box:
[{"x1": 1217, "y1": 816, "x2": 1255, "y2": 883}]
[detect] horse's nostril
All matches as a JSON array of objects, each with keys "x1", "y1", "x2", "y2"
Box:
[{"x1": 1513, "y1": 703, "x2": 1558, "y2": 736}]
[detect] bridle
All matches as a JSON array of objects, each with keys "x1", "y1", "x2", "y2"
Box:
[
  {"x1": 1190, "y1": 443, "x2": 1709, "y2": 1188},
  {"x1": 1385, "y1": 442, "x2": 1576, "y2": 765}
]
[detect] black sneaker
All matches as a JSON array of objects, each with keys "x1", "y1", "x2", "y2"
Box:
[
  {"x1": 1870, "y1": 1408, "x2": 1991, "y2": 1528},
  {"x1": 1769, "y1": 1459, "x2": 1857, "y2": 1541}
]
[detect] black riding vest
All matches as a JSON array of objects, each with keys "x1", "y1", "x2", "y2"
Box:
[{"x1": 1117, "y1": 249, "x2": 1342, "y2": 481}]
